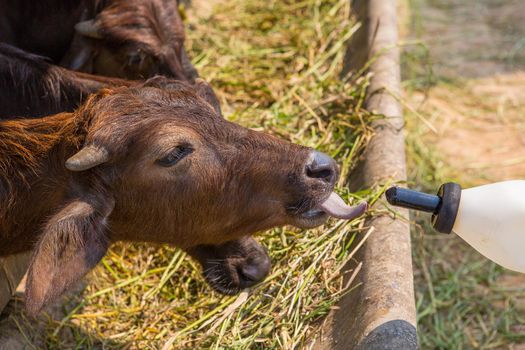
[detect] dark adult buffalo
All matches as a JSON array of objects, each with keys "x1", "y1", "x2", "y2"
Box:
[
  {"x1": 0, "y1": 78, "x2": 366, "y2": 315},
  {"x1": 64, "y1": 0, "x2": 198, "y2": 81},
  {"x1": 0, "y1": 0, "x2": 196, "y2": 81}
]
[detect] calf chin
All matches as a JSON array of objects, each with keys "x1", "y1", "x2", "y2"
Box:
[{"x1": 187, "y1": 237, "x2": 271, "y2": 295}]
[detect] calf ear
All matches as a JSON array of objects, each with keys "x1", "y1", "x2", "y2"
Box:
[
  {"x1": 25, "y1": 197, "x2": 114, "y2": 316},
  {"x1": 195, "y1": 78, "x2": 222, "y2": 116}
]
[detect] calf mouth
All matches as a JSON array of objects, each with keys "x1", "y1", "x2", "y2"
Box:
[{"x1": 290, "y1": 192, "x2": 368, "y2": 228}]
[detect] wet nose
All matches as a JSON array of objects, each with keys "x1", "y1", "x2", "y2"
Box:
[{"x1": 306, "y1": 151, "x2": 338, "y2": 185}]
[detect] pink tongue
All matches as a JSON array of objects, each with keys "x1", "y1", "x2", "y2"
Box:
[{"x1": 319, "y1": 192, "x2": 368, "y2": 220}]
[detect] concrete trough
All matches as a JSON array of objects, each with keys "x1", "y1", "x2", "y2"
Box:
[{"x1": 314, "y1": 0, "x2": 418, "y2": 348}]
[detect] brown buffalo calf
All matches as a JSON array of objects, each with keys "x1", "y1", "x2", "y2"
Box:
[
  {"x1": 0, "y1": 78, "x2": 365, "y2": 315},
  {"x1": 0, "y1": 43, "x2": 263, "y2": 294}
]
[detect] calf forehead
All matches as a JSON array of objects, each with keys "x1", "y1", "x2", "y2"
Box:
[
  {"x1": 94, "y1": 86, "x2": 215, "y2": 122},
  {"x1": 134, "y1": 117, "x2": 248, "y2": 157},
  {"x1": 138, "y1": 86, "x2": 203, "y2": 107},
  {"x1": 91, "y1": 86, "x2": 237, "y2": 143},
  {"x1": 88, "y1": 85, "x2": 294, "y2": 163}
]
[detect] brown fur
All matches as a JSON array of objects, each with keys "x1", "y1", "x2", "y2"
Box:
[{"x1": 0, "y1": 78, "x2": 335, "y2": 315}]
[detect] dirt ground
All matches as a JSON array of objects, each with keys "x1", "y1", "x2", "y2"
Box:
[
  {"x1": 403, "y1": 0, "x2": 525, "y2": 348},
  {"x1": 410, "y1": 73, "x2": 525, "y2": 182},
  {"x1": 405, "y1": 0, "x2": 525, "y2": 182}
]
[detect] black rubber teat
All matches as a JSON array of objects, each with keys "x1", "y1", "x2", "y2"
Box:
[
  {"x1": 385, "y1": 183, "x2": 462, "y2": 234},
  {"x1": 385, "y1": 187, "x2": 441, "y2": 213}
]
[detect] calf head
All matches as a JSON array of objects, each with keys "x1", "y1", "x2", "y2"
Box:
[
  {"x1": 63, "y1": 0, "x2": 197, "y2": 81},
  {"x1": 26, "y1": 78, "x2": 366, "y2": 314}
]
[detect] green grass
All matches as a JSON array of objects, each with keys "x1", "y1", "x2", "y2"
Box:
[{"x1": 3, "y1": 0, "x2": 379, "y2": 349}]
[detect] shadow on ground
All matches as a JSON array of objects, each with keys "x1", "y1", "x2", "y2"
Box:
[{"x1": 0, "y1": 285, "x2": 127, "y2": 349}]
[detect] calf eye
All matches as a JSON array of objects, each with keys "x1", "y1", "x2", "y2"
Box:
[
  {"x1": 157, "y1": 146, "x2": 193, "y2": 167},
  {"x1": 128, "y1": 52, "x2": 143, "y2": 65}
]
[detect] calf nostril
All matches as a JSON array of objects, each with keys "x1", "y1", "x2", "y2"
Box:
[
  {"x1": 306, "y1": 167, "x2": 333, "y2": 180},
  {"x1": 306, "y1": 151, "x2": 337, "y2": 183}
]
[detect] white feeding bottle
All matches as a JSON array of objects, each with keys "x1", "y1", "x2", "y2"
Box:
[{"x1": 385, "y1": 181, "x2": 525, "y2": 273}]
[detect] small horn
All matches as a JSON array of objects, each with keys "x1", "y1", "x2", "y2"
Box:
[
  {"x1": 75, "y1": 20, "x2": 103, "y2": 39},
  {"x1": 66, "y1": 144, "x2": 109, "y2": 171}
]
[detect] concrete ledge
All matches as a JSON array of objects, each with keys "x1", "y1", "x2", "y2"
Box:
[
  {"x1": 314, "y1": 0, "x2": 418, "y2": 348},
  {"x1": 357, "y1": 320, "x2": 418, "y2": 350}
]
